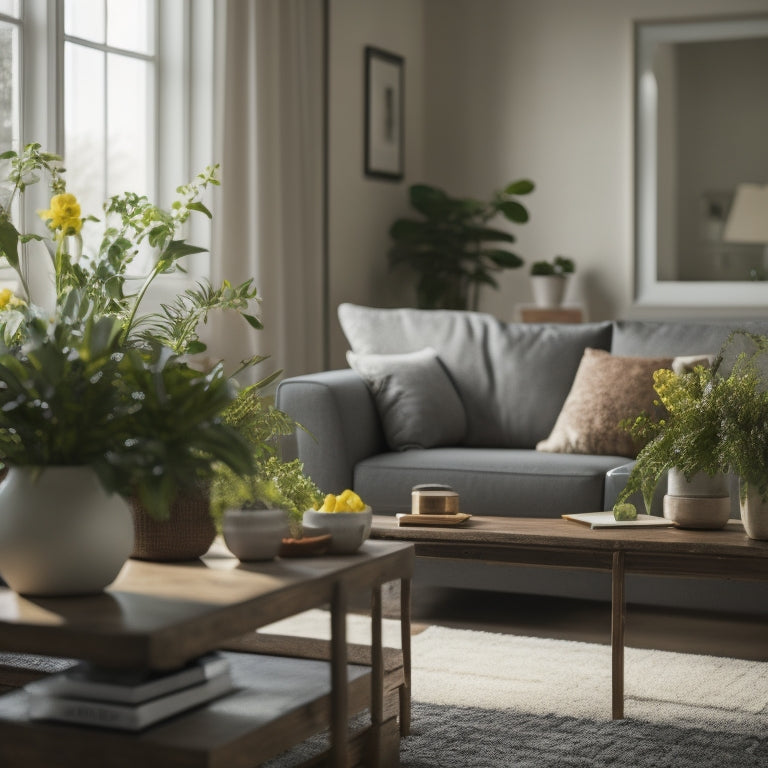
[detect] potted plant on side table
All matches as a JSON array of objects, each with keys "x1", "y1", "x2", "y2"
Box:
[
  {"x1": 529, "y1": 255, "x2": 575, "y2": 308},
  {"x1": 615, "y1": 332, "x2": 768, "y2": 537},
  {"x1": 211, "y1": 383, "x2": 323, "y2": 561}
]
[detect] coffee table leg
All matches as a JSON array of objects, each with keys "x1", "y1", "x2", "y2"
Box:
[
  {"x1": 400, "y1": 577, "x2": 412, "y2": 736},
  {"x1": 331, "y1": 582, "x2": 349, "y2": 768},
  {"x1": 369, "y1": 585, "x2": 383, "y2": 768},
  {"x1": 611, "y1": 550, "x2": 625, "y2": 720}
]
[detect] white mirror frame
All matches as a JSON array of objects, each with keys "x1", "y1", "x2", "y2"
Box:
[{"x1": 634, "y1": 15, "x2": 768, "y2": 307}]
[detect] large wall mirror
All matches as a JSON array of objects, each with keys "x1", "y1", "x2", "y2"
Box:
[{"x1": 635, "y1": 15, "x2": 768, "y2": 307}]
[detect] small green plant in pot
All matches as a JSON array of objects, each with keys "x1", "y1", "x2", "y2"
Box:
[
  {"x1": 530, "y1": 256, "x2": 575, "y2": 308},
  {"x1": 614, "y1": 359, "x2": 728, "y2": 516},
  {"x1": 211, "y1": 383, "x2": 323, "y2": 560},
  {"x1": 388, "y1": 179, "x2": 534, "y2": 310}
]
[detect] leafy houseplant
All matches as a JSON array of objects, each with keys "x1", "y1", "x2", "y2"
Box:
[
  {"x1": 211, "y1": 383, "x2": 323, "y2": 542},
  {"x1": 615, "y1": 332, "x2": 768, "y2": 535},
  {"x1": 530, "y1": 255, "x2": 575, "y2": 277},
  {"x1": 388, "y1": 180, "x2": 535, "y2": 310},
  {"x1": 0, "y1": 143, "x2": 274, "y2": 581}
]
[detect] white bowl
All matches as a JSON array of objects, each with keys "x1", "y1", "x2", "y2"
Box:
[
  {"x1": 302, "y1": 506, "x2": 372, "y2": 554},
  {"x1": 222, "y1": 507, "x2": 289, "y2": 561}
]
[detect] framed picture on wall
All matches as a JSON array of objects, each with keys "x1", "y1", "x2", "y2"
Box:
[{"x1": 364, "y1": 46, "x2": 404, "y2": 180}]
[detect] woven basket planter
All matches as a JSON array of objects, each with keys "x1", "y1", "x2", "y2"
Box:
[{"x1": 129, "y1": 488, "x2": 215, "y2": 561}]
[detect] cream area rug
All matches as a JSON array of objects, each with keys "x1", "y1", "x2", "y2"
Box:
[{"x1": 260, "y1": 609, "x2": 768, "y2": 734}]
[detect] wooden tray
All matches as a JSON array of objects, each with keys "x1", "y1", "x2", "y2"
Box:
[{"x1": 396, "y1": 513, "x2": 471, "y2": 527}]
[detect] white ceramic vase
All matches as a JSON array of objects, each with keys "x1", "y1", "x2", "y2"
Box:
[
  {"x1": 739, "y1": 483, "x2": 768, "y2": 540},
  {"x1": 0, "y1": 466, "x2": 134, "y2": 596},
  {"x1": 221, "y1": 507, "x2": 289, "y2": 561},
  {"x1": 531, "y1": 275, "x2": 566, "y2": 308}
]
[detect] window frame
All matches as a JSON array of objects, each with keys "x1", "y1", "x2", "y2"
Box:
[{"x1": 7, "y1": 0, "x2": 215, "y2": 294}]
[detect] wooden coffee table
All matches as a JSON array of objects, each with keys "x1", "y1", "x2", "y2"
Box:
[
  {"x1": 0, "y1": 539, "x2": 414, "y2": 767},
  {"x1": 371, "y1": 515, "x2": 768, "y2": 719}
]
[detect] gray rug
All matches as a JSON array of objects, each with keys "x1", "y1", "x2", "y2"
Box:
[
  {"x1": 261, "y1": 612, "x2": 768, "y2": 766},
  {"x1": 400, "y1": 702, "x2": 768, "y2": 767}
]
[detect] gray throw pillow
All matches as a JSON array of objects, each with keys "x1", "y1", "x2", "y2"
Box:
[
  {"x1": 346, "y1": 348, "x2": 467, "y2": 451},
  {"x1": 338, "y1": 303, "x2": 613, "y2": 448}
]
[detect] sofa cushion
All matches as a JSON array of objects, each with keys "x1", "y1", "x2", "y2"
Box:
[
  {"x1": 353, "y1": 448, "x2": 628, "y2": 517},
  {"x1": 338, "y1": 303, "x2": 613, "y2": 448},
  {"x1": 611, "y1": 320, "x2": 768, "y2": 357},
  {"x1": 346, "y1": 348, "x2": 466, "y2": 451},
  {"x1": 536, "y1": 348, "x2": 672, "y2": 458}
]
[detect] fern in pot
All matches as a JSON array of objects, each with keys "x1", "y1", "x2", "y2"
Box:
[
  {"x1": 211, "y1": 383, "x2": 322, "y2": 561},
  {"x1": 712, "y1": 332, "x2": 768, "y2": 539},
  {"x1": 614, "y1": 357, "x2": 732, "y2": 529},
  {"x1": 615, "y1": 332, "x2": 768, "y2": 534}
]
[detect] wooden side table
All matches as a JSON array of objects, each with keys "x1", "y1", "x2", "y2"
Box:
[{"x1": 0, "y1": 540, "x2": 414, "y2": 768}]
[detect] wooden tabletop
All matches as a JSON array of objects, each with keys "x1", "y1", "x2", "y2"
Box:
[
  {"x1": 0, "y1": 539, "x2": 414, "y2": 670},
  {"x1": 370, "y1": 515, "x2": 768, "y2": 580}
]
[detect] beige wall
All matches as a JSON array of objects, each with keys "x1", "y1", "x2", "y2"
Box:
[
  {"x1": 327, "y1": 0, "x2": 425, "y2": 367},
  {"x1": 422, "y1": 0, "x2": 768, "y2": 325},
  {"x1": 326, "y1": 0, "x2": 768, "y2": 368}
]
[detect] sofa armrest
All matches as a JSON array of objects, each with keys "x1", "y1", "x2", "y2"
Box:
[
  {"x1": 276, "y1": 369, "x2": 386, "y2": 494},
  {"x1": 603, "y1": 462, "x2": 666, "y2": 516}
]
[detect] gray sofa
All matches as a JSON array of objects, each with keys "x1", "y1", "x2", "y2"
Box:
[{"x1": 277, "y1": 304, "x2": 768, "y2": 613}]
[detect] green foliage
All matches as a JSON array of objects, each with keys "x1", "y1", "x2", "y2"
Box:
[
  {"x1": 530, "y1": 255, "x2": 575, "y2": 276},
  {"x1": 616, "y1": 331, "x2": 768, "y2": 511},
  {"x1": 0, "y1": 294, "x2": 254, "y2": 519},
  {"x1": 388, "y1": 180, "x2": 535, "y2": 310},
  {"x1": 210, "y1": 384, "x2": 322, "y2": 537},
  {"x1": 0, "y1": 144, "x2": 259, "y2": 359},
  {"x1": 0, "y1": 144, "x2": 269, "y2": 519}
]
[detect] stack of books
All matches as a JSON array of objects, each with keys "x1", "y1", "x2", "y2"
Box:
[{"x1": 25, "y1": 652, "x2": 232, "y2": 731}]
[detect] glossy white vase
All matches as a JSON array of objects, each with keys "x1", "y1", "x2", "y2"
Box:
[
  {"x1": 739, "y1": 483, "x2": 768, "y2": 540},
  {"x1": 0, "y1": 466, "x2": 133, "y2": 595},
  {"x1": 222, "y1": 507, "x2": 289, "y2": 561}
]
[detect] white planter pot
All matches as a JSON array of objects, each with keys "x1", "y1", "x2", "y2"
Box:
[
  {"x1": 222, "y1": 507, "x2": 289, "y2": 561},
  {"x1": 662, "y1": 495, "x2": 730, "y2": 529},
  {"x1": 0, "y1": 466, "x2": 133, "y2": 596},
  {"x1": 663, "y1": 468, "x2": 730, "y2": 529},
  {"x1": 667, "y1": 468, "x2": 730, "y2": 498},
  {"x1": 739, "y1": 483, "x2": 768, "y2": 540},
  {"x1": 531, "y1": 275, "x2": 567, "y2": 308}
]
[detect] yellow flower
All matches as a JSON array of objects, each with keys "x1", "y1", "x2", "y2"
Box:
[
  {"x1": 38, "y1": 193, "x2": 82, "y2": 236},
  {"x1": 0, "y1": 288, "x2": 23, "y2": 310}
]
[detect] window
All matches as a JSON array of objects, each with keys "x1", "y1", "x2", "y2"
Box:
[
  {"x1": 63, "y1": 0, "x2": 155, "y2": 258},
  {"x1": 0, "y1": 1, "x2": 21, "y2": 153},
  {"x1": 0, "y1": 0, "x2": 214, "y2": 284}
]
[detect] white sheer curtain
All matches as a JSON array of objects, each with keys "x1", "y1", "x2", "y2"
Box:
[{"x1": 210, "y1": 0, "x2": 325, "y2": 383}]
